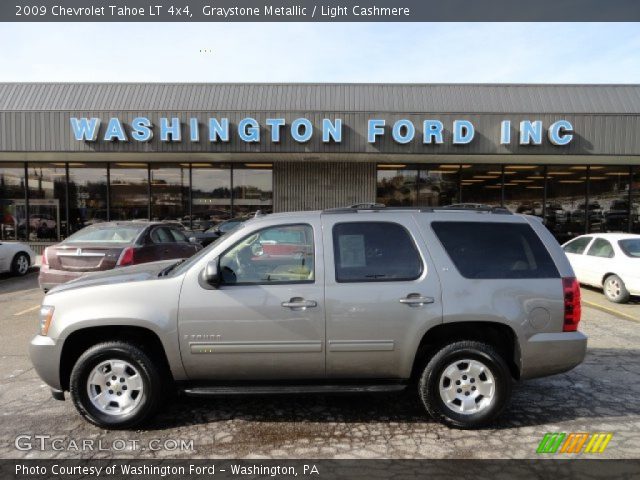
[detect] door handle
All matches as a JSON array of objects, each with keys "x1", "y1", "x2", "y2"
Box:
[
  {"x1": 399, "y1": 294, "x2": 434, "y2": 307},
  {"x1": 282, "y1": 297, "x2": 318, "y2": 310}
]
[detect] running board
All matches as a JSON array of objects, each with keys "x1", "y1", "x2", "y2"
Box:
[{"x1": 182, "y1": 384, "x2": 407, "y2": 397}]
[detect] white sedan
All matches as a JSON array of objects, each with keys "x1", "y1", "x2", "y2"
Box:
[
  {"x1": 562, "y1": 233, "x2": 640, "y2": 303},
  {"x1": 0, "y1": 241, "x2": 36, "y2": 276}
]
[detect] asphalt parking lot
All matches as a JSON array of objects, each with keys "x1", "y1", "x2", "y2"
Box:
[{"x1": 0, "y1": 270, "x2": 639, "y2": 459}]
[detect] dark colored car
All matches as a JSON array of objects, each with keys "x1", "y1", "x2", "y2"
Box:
[
  {"x1": 604, "y1": 199, "x2": 640, "y2": 232},
  {"x1": 191, "y1": 217, "x2": 248, "y2": 247},
  {"x1": 38, "y1": 221, "x2": 202, "y2": 291}
]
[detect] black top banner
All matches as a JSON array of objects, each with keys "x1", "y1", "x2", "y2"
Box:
[{"x1": 3, "y1": 0, "x2": 640, "y2": 22}]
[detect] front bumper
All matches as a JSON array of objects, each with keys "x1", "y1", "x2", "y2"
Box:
[
  {"x1": 29, "y1": 334, "x2": 63, "y2": 391},
  {"x1": 520, "y1": 331, "x2": 588, "y2": 380}
]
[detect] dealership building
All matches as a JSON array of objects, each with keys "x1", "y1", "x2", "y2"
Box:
[{"x1": 0, "y1": 82, "x2": 639, "y2": 247}]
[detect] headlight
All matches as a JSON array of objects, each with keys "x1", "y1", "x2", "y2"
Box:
[{"x1": 39, "y1": 306, "x2": 55, "y2": 336}]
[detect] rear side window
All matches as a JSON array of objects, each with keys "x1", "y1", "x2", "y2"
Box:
[
  {"x1": 150, "y1": 227, "x2": 174, "y2": 243},
  {"x1": 563, "y1": 236, "x2": 592, "y2": 254},
  {"x1": 586, "y1": 238, "x2": 615, "y2": 258},
  {"x1": 432, "y1": 221, "x2": 559, "y2": 279},
  {"x1": 333, "y1": 222, "x2": 423, "y2": 282}
]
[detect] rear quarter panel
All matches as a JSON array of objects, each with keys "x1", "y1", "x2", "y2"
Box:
[{"x1": 415, "y1": 213, "x2": 568, "y2": 376}]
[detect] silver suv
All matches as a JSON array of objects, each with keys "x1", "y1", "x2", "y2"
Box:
[{"x1": 29, "y1": 206, "x2": 587, "y2": 429}]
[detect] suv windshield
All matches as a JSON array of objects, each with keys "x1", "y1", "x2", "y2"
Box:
[
  {"x1": 64, "y1": 225, "x2": 143, "y2": 244},
  {"x1": 618, "y1": 239, "x2": 640, "y2": 258}
]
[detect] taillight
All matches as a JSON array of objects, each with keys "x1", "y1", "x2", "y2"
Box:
[
  {"x1": 117, "y1": 247, "x2": 135, "y2": 266},
  {"x1": 562, "y1": 277, "x2": 581, "y2": 332},
  {"x1": 41, "y1": 247, "x2": 49, "y2": 266}
]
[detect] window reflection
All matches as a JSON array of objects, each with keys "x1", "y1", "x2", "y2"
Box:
[
  {"x1": 503, "y1": 165, "x2": 545, "y2": 217},
  {"x1": 593, "y1": 166, "x2": 632, "y2": 233},
  {"x1": 376, "y1": 166, "x2": 418, "y2": 206},
  {"x1": 68, "y1": 163, "x2": 108, "y2": 234},
  {"x1": 633, "y1": 167, "x2": 640, "y2": 234},
  {"x1": 27, "y1": 163, "x2": 66, "y2": 241},
  {"x1": 546, "y1": 166, "x2": 586, "y2": 242},
  {"x1": 233, "y1": 165, "x2": 273, "y2": 217},
  {"x1": 0, "y1": 163, "x2": 26, "y2": 240},
  {"x1": 150, "y1": 164, "x2": 189, "y2": 222},
  {"x1": 110, "y1": 164, "x2": 149, "y2": 221},
  {"x1": 191, "y1": 164, "x2": 231, "y2": 231},
  {"x1": 419, "y1": 166, "x2": 459, "y2": 206},
  {"x1": 460, "y1": 164, "x2": 502, "y2": 207}
]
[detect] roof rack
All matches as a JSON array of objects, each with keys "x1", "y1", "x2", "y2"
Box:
[{"x1": 322, "y1": 204, "x2": 513, "y2": 215}]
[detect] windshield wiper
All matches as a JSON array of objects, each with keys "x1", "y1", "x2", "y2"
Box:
[{"x1": 160, "y1": 258, "x2": 187, "y2": 276}]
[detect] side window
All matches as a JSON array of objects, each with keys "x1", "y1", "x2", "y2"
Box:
[
  {"x1": 563, "y1": 236, "x2": 592, "y2": 254},
  {"x1": 150, "y1": 227, "x2": 174, "y2": 244},
  {"x1": 432, "y1": 221, "x2": 559, "y2": 279},
  {"x1": 332, "y1": 222, "x2": 423, "y2": 282},
  {"x1": 219, "y1": 224, "x2": 314, "y2": 284},
  {"x1": 169, "y1": 228, "x2": 188, "y2": 243},
  {"x1": 586, "y1": 238, "x2": 615, "y2": 258}
]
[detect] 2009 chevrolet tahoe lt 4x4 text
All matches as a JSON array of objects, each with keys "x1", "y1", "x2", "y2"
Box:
[{"x1": 29, "y1": 205, "x2": 587, "y2": 429}]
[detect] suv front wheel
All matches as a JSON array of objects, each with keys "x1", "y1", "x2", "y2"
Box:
[
  {"x1": 418, "y1": 341, "x2": 512, "y2": 429},
  {"x1": 69, "y1": 341, "x2": 163, "y2": 429}
]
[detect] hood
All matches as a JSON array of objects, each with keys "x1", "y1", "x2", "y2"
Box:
[{"x1": 48, "y1": 259, "x2": 177, "y2": 294}]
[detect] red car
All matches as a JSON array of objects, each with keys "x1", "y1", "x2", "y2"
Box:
[{"x1": 38, "y1": 221, "x2": 202, "y2": 292}]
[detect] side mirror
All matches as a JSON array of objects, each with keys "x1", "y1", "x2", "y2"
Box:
[{"x1": 202, "y1": 258, "x2": 220, "y2": 288}]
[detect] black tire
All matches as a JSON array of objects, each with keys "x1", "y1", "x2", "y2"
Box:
[
  {"x1": 603, "y1": 274, "x2": 630, "y2": 304},
  {"x1": 418, "y1": 340, "x2": 512, "y2": 429},
  {"x1": 69, "y1": 341, "x2": 164, "y2": 429},
  {"x1": 11, "y1": 252, "x2": 30, "y2": 276}
]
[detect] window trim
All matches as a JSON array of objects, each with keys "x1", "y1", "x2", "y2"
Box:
[
  {"x1": 218, "y1": 222, "x2": 316, "y2": 286},
  {"x1": 332, "y1": 221, "x2": 424, "y2": 284}
]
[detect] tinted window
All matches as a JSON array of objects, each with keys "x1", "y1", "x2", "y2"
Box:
[
  {"x1": 586, "y1": 238, "x2": 615, "y2": 258},
  {"x1": 332, "y1": 222, "x2": 423, "y2": 282},
  {"x1": 563, "y1": 236, "x2": 593, "y2": 254},
  {"x1": 220, "y1": 224, "x2": 314, "y2": 284},
  {"x1": 150, "y1": 227, "x2": 174, "y2": 244},
  {"x1": 619, "y1": 239, "x2": 640, "y2": 258},
  {"x1": 169, "y1": 228, "x2": 188, "y2": 243},
  {"x1": 432, "y1": 221, "x2": 559, "y2": 279}
]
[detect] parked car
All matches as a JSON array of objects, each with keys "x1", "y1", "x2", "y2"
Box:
[
  {"x1": 190, "y1": 217, "x2": 248, "y2": 247},
  {"x1": 571, "y1": 202, "x2": 604, "y2": 231},
  {"x1": 30, "y1": 206, "x2": 586, "y2": 429},
  {"x1": 603, "y1": 199, "x2": 640, "y2": 232},
  {"x1": 562, "y1": 233, "x2": 640, "y2": 303},
  {"x1": 38, "y1": 221, "x2": 202, "y2": 292},
  {"x1": 0, "y1": 241, "x2": 35, "y2": 276}
]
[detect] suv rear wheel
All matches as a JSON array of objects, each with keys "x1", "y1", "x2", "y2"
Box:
[
  {"x1": 418, "y1": 340, "x2": 512, "y2": 429},
  {"x1": 69, "y1": 341, "x2": 163, "y2": 429}
]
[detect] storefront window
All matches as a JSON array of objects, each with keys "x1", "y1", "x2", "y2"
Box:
[
  {"x1": 110, "y1": 164, "x2": 149, "y2": 221},
  {"x1": 418, "y1": 165, "x2": 459, "y2": 206},
  {"x1": 68, "y1": 163, "x2": 108, "y2": 234},
  {"x1": 503, "y1": 165, "x2": 545, "y2": 218},
  {"x1": 376, "y1": 166, "x2": 419, "y2": 206},
  {"x1": 0, "y1": 163, "x2": 27, "y2": 240},
  {"x1": 590, "y1": 166, "x2": 631, "y2": 233},
  {"x1": 546, "y1": 165, "x2": 587, "y2": 242},
  {"x1": 233, "y1": 165, "x2": 273, "y2": 217},
  {"x1": 191, "y1": 164, "x2": 231, "y2": 231},
  {"x1": 27, "y1": 163, "x2": 67, "y2": 241},
  {"x1": 150, "y1": 164, "x2": 189, "y2": 222},
  {"x1": 633, "y1": 167, "x2": 640, "y2": 234},
  {"x1": 460, "y1": 164, "x2": 502, "y2": 207}
]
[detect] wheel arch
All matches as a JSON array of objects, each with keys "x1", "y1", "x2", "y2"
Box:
[
  {"x1": 59, "y1": 325, "x2": 173, "y2": 391},
  {"x1": 411, "y1": 321, "x2": 520, "y2": 381}
]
